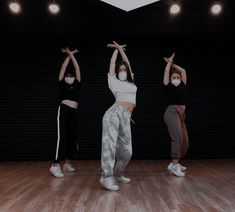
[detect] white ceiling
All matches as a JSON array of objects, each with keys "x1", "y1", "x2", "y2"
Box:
[{"x1": 99, "y1": 0, "x2": 160, "y2": 12}]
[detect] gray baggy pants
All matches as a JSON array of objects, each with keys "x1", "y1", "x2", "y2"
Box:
[
  {"x1": 164, "y1": 105, "x2": 189, "y2": 159},
  {"x1": 101, "y1": 103, "x2": 132, "y2": 178}
]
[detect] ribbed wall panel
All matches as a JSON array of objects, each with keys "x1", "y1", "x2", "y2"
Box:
[{"x1": 0, "y1": 39, "x2": 234, "y2": 160}]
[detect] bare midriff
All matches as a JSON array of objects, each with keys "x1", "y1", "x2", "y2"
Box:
[
  {"x1": 118, "y1": 101, "x2": 136, "y2": 113},
  {"x1": 61, "y1": 100, "x2": 78, "y2": 109},
  {"x1": 176, "y1": 105, "x2": 186, "y2": 111}
]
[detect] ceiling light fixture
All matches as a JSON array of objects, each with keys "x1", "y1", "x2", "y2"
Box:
[
  {"x1": 48, "y1": 1, "x2": 60, "y2": 15},
  {"x1": 8, "y1": 1, "x2": 21, "y2": 14},
  {"x1": 170, "y1": 1, "x2": 181, "y2": 15},
  {"x1": 210, "y1": 2, "x2": 222, "y2": 16}
]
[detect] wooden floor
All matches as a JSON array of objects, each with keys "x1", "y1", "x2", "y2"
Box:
[{"x1": 0, "y1": 160, "x2": 235, "y2": 212}]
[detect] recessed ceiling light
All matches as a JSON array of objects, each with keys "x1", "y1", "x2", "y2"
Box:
[
  {"x1": 48, "y1": 3, "x2": 60, "y2": 15},
  {"x1": 211, "y1": 3, "x2": 222, "y2": 15},
  {"x1": 170, "y1": 3, "x2": 181, "y2": 15},
  {"x1": 9, "y1": 2, "x2": 21, "y2": 14}
]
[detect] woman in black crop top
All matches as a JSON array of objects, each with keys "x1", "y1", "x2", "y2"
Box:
[
  {"x1": 163, "y1": 53, "x2": 189, "y2": 177},
  {"x1": 50, "y1": 48, "x2": 81, "y2": 178}
]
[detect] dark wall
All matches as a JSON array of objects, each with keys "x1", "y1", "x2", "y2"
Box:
[
  {"x1": 0, "y1": 0, "x2": 235, "y2": 160},
  {"x1": 0, "y1": 36, "x2": 234, "y2": 161}
]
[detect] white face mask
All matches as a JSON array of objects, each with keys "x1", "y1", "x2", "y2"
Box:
[
  {"x1": 171, "y1": 79, "x2": 181, "y2": 86},
  {"x1": 118, "y1": 71, "x2": 127, "y2": 81},
  {"x1": 65, "y1": 77, "x2": 75, "y2": 85}
]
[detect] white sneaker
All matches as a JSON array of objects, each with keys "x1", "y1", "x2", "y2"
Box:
[
  {"x1": 167, "y1": 163, "x2": 185, "y2": 177},
  {"x1": 50, "y1": 165, "x2": 64, "y2": 178},
  {"x1": 179, "y1": 163, "x2": 187, "y2": 171},
  {"x1": 100, "y1": 176, "x2": 119, "y2": 191},
  {"x1": 116, "y1": 176, "x2": 131, "y2": 183},
  {"x1": 63, "y1": 163, "x2": 76, "y2": 172}
]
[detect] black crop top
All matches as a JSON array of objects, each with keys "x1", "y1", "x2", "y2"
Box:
[
  {"x1": 58, "y1": 79, "x2": 81, "y2": 102},
  {"x1": 163, "y1": 82, "x2": 187, "y2": 105}
]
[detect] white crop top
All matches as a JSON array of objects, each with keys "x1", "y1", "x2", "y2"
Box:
[{"x1": 108, "y1": 73, "x2": 137, "y2": 104}]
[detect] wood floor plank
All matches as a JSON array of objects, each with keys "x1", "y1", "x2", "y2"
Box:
[{"x1": 0, "y1": 160, "x2": 234, "y2": 212}]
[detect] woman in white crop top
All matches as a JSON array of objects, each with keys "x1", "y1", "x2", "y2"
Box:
[
  {"x1": 100, "y1": 41, "x2": 137, "y2": 191},
  {"x1": 107, "y1": 41, "x2": 137, "y2": 112}
]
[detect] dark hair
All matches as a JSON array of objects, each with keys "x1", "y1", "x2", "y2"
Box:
[
  {"x1": 170, "y1": 66, "x2": 181, "y2": 78},
  {"x1": 65, "y1": 62, "x2": 75, "y2": 77},
  {"x1": 65, "y1": 69, "x2": 75, "y2": 77},
  {"x1": 115, "y1": 60, "x2": 134, "y2": 83}
]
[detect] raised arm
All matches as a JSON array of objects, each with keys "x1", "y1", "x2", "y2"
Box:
[
  {"x1": 58, "y1": 55, "x2": 70, "y2": 81},
  {"x1": 67, "y1": 48, "x2": 81, "y2": 82},
  {"x1": 113, "y1": 41, "x2": 134, "y2": 78},
  {"x1": 61, "y1": 48, "x2": 81, "y2": 82},
  {"x1": 108, "y1": 47, "x2": 119, "y2": 75},
  {"x1": 113, "y1": 41, "x2": 129, "y2": 64},
  {"x1": 163, "y1": 53, "x2": 175, "y2": 85},
  {"x1": 164, "y1": 55, "x2": 187, "y2": 85}
]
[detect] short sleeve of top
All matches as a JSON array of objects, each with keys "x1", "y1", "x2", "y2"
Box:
[
  {"x1": 58, "y1": 79, "x2": 81, "y2": 102},
  {"x1": 163, "y1": 81, "x2": 187, "y2": 105}
]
